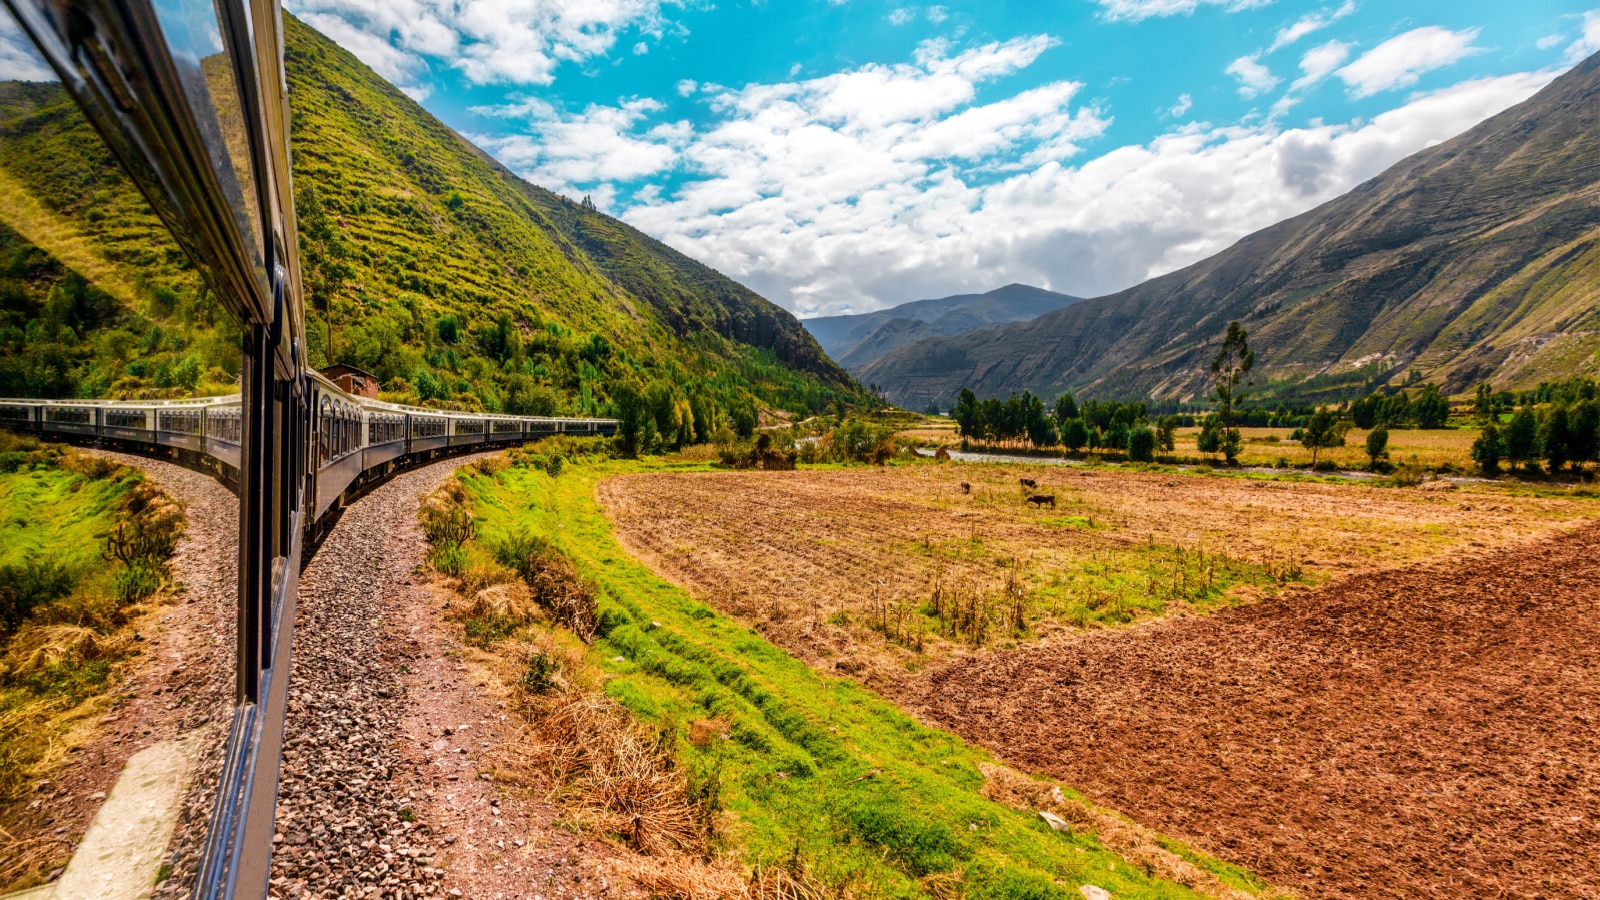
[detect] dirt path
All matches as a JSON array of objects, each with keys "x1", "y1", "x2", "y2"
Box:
[
  {"x1": 911, "y1": 522, "x2": 1600, "y2": 900},
  {"x1": 270, "y1": 456, "x2": 620, "y2": 900}
]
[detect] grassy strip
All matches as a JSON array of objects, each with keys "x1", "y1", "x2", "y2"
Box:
[
  {"x1": 455, "y1": 455, "x2": 1283, "y2": 900},
  {"x1": 0, "y1": 436, "x2": 183, "y2": 887}
]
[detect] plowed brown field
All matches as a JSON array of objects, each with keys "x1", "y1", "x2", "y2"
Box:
[
  {"x1": 600, "y1": 465, "x2": 1593, "y2": 689},
  {"x1": 912, "y1": 522, "x2": 1600, "y2": 900}
]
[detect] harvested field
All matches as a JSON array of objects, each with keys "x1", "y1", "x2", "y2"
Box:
[
  {"x1": 911, "y1": 521, "x2": 1600, "y2": 900},
  {"x1": 599, "y1": 464, "x2": 1593, "y2": 689}
]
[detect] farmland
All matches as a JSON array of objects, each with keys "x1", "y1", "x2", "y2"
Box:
[{"x1": 598, "y1": 462, "x2": 1592, "y2": 692}]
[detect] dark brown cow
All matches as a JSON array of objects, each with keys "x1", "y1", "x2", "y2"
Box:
[
  {"x1": 960, "y1": 480, "x2": 971, "y2": 494},
  {"x1": 1019, "y1": 477, "x2": 1037, "y2": 490},
  {"x1": 1026, "y1": 493, "x2": 1055, "y2": 509}
]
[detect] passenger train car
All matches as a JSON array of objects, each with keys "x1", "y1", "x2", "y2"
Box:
[{"x1": 0, "y1": 373, "x2": 616, "y2": 522}]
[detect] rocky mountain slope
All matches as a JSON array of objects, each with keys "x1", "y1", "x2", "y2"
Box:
[
  {"x1": 859, "y1": 53, "x2": 1600, "y2": 409},
  {"x1": 804, "y1": 283, "x2": 1080, "y2": 372}
]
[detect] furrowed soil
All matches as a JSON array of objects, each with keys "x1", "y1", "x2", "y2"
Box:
[
  {"x1": 600, "y1": 463, "x2": 1599, "y2": 898},
  {"x1": 599, "y1": 465, "x2": 1592, "y2": 690},
  {"x1": 913, "y1": 521, "x2": 1600, "y2": 900}
]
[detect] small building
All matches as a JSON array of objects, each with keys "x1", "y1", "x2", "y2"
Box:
[{"x1": 320, "y1": 363, "x2": 380, "y2": 399}]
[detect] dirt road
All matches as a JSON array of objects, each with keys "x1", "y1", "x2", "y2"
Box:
[{"x1": 912, "y1": 522, "x2": 1600, "y2": 899}]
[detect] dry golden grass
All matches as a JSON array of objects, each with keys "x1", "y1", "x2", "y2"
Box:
[
  {"x1": 978, "y1": 764, "x2": 1263, "y2": 900},
  {"x1": 1174, "y1": 425, "x2": 1479, "y2": 470},
  {"x1": 598, "y1": 463, "x2": 1594, "y2": 692}
]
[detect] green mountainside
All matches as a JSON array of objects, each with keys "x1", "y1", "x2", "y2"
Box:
[
  {"x1": 0, "y1": 14, "x2": 857, "y2": 420},
  {"x1": 859, "y1": 53, "x2": 1600, "y2": 409}
]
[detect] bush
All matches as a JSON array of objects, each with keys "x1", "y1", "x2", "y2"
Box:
[
  {"x1": 0, "y1": 561, "x2": 77, "y2": 634},
  {"x1": 1365, "y1": 425, "x2": 1389, "y2": 468},
  {"x1": 494, "y1": 532, "x2": 599, "y2": 641},
  {"x1": 522, "y1": 650, "x2": 559, "y2": 694},
  {"x1": 112, "y1": 561, "x2": 163, "y2": 604},
  {"x1": 429, "y1": 542, "x2": 469, "y2": 577}
]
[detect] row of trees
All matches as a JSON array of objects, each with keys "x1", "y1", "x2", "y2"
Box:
[{"x1": 1472, "y1": 401, "x2": 1600, "y2": 475}]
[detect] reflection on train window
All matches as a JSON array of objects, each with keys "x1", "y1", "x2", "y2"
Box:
[{"x1": 0, "y1": 7, "x2": 244, "y2": 892}]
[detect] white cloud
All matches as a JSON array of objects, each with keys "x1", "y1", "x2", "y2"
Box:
[
  {"x1": 1291, "y1": 38, "x2": 1350, "y2": 91},
  {"x1": 1536, "y1": 34, "x2": 1563, "y2": 51},
  {"x1": 606, "y1": 68, "x2": 1552, "y2": 316},
  {"x1": 1226, "y1": 53, "x2": 1279, "y2": 98},
  {"x1": 888, "y1": 8, "x2": 916, "y2": 26},
  {"x1": 675, "y1": 78, "x2": 698, "y2": 96},
  {"x1": 1092, "y1": 0, "x2": 1271, "y2": 24},
  {"x1": 1336, "y1": 25, "x2": 1481, "y2": 98},
  {"x1": 927, "y1": 5, "x2": 949, "y2": 24},
  {"x1": 471, "y1": 97, "x2": 687, "y2": 196},
  {"x1": 0, "y1": 10, "x2": 57, "y2": 81},
  {"x1": 1168, "y1": 93, "x2": 1193, "y2": 117},
  {"x1": 284, "y1": 0, "x2": 677, "y2": 87},
  {"x1": 1567, "y1": 10, "x2": 1600, "y2": 63},
  {"x1": 633, "y1": 41, "x2": 649, "y2": 54},
  {"x1": 1268, "y1": 1, "x2": 1355, "y2": 52}
]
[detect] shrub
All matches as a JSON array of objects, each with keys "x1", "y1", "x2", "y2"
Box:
[
  {"x1": 494, "y1": 532, "x2": 599, "y2": 641},
  {"x1": 521, "y1": 650, "x2": 559, "y2": 694},
  {"x1": 0, "y1": 561, "x2": 77, "y2": 634},
  {"x1": 112, "y1": 561, "x2": 163, "y2": 604},
  {"x1": 429, "y1": 542, "x2": 469, "y2": 577}
]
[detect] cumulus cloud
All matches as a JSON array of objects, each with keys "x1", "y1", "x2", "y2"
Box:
[
  {"x1": 888, "y1": 8, "x2": 916, "y2": 26},
  {"x1": 471, "y1": 97, "x2": 688, "y2": 198},
  {"x1": 1226, "y1": 53, "x2": 1279, "y2": 98},
  {"x1": 1268, "y1": 1, "x2": 1355, "y2": 52},
  {"x1": 1336, "y1": 25, "x2": 1481, "y2": 98},
  {"x1": 1168, "y1": 93, "x2": 1193, "y2": 117},
  {"x1": 927, "y1": 6, "x2": 949, "y2": 24},
  {"x1": 1092, "y1": 0, "x2": 1270, "y2": 24},
  {"x1": 284, "y1": 0, "x2": 677, "y2": 88},
  {"x1": 610, "y1": 69, "x2": 1553, "y2": 316},
  {"x1": 0, "y1": 10, "x2": 56, "y2": 81},
  {"x1": 1568, "y1": 10, "x2": 1600, "y2": 63}
]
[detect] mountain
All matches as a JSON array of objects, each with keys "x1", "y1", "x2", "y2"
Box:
[
  {"x1": 0, "y1": 15, "x2": 859, "y2": 419},
  {"x1": 859, "y1": 54, "x2": 1600, "y2": 410},
  {"x1": 803, "y1": 284, "x2": 1081, "y2": 372}
]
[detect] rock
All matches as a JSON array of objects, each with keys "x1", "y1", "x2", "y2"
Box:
[
  {"x1": 1080, "y1": 887, "x2": 1111, "y2": 900},
  {"x1": 1048, "y1": 785, "x2": 1065, "y2": 806},
  {"x1": 1040, "y1": 811, "x2": 1071, "y2": 832}
]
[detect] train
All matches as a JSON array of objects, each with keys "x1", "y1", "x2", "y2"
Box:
[{"x1": 0, "y1": 370, "x2": 617, "y2": 524}]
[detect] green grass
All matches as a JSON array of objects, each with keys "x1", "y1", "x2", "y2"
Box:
[
  {"x1": 458, "y1": 458, "x2": 1278, "y2": 900},
  {"x1": 0, "y1": 463, "x2": 136, "y2": 575}
]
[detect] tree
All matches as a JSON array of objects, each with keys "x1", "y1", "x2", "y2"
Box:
[
  {"x1": 1127, "y1": 426, "x2": 1156, "y2": 462},
  {"x1": 1413, "y1": 384, "x2": 1450, "y2": 429},
  {"x1": 1197, "y1": 414, "x2": 1223, "y2": 458},
  {"x1": 1540, "y1": 405, "x2": 1572, "y2": 472},
  {"x1": 1365, "y1": 424, "x2": 1389, "y2": 469},
  {"x1": 1471, "y1": 423, "x2": 1504, "y2": 476},
  {"x1": 1060, "y1": 418, "x2": 1088, "y2": 454},
  {"x1": 732, "y1": 405, "x2": 757, "y2": 439},
  {"x1": 1505, "y1": 407, "x2": 1539, "y2": 470},
  {"x1": 1155, "y1": 416, "x2": 1178, "y2": 452},
  {"x1": 1300, "y1": 409, "x2": 1345, "y2": 466},
  {"x1": 612, "y1": 383, "x2": 648, "y2": 457},
  {"x1": 1473, "y1": 382, "x2": 1495, "y2": 424},
  {"x1": 1053, "y1": 392, "x2": 1079, "y2": 428},
  {"x1": 1569, "y1": 399, "x2": 1600, "y2": 468},
  {"x1": 953, "y1": 388, "x2": 981, "y2": 438},
  {"x1": 1210, "y1": 321, "x2": 1254, "y2": 463}
]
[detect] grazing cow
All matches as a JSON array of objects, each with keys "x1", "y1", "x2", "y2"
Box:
[
  {"x1": 1019, "y1": 477, "x2": 1037, "y2": 490},
  {"x1": 959, "y1": 480, "x2": 971, "y2": 494},
  {"x1": 1026, "y1": 493, "x2": 1055, "y2": 509}
]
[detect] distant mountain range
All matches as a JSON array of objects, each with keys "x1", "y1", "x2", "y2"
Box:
[
  {"x1": 859, "y1": 52, "x2": 1600, "y2": 409},
  {"x1": 802, "y1": 284, "x2": 1081, "y2": 372}
]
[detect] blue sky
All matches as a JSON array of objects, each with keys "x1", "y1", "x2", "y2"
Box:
[{"x1": 12, "y1": 1, "x2": 1594, "y2": 316}]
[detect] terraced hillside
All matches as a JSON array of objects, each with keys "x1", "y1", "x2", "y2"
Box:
[
  {"x1": 0, "y1": 15, "x2": 858, "y2": 418},
  {"x1": 859, "y1": 52, "x2": 1600, "y2": 408}
]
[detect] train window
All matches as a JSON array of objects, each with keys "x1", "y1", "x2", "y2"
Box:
[{"x1": 0, "y1": 5, "x2": 248, "y2": 894}]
